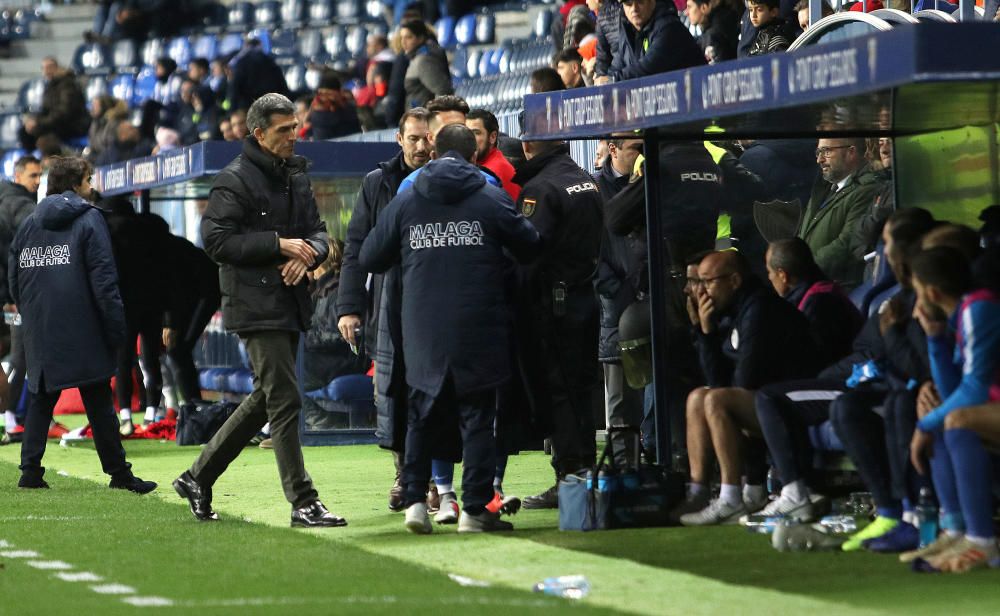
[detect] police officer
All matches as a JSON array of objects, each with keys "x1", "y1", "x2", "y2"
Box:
[
  {"x1": 359, "y1": 125, "x2": 540, "y2": 534},
  {"x1": 513, "y1": 139, "x2": 604, "y2": 509}
]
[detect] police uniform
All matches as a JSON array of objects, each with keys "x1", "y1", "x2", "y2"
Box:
[{"x1": 511, "y1": 144, "x2": 603, "y2": 480}]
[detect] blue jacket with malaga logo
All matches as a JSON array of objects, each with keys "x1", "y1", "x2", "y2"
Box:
[
  {"x1": 9, "y1": 191, "x2": 126, "y2": 393},
  {"x1": 359, "y1": 154, "x2": 541, "y2": 397}
]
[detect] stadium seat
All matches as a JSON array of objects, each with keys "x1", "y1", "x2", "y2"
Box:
[
  {"x1": 324, "y1": 25, "x2": 347, "y2": 57},
  {"x1": 248, "y1": 27, "x2": 272, "y2": 54},
  {"x1": 227, "y1": 1, "x2": 255, "y2": 31},
  {"x1": 132, "y1": 65, "x2": 157, "y2": 107},
  {"x1": 85, "y1": 75, "x2": 108, "y2": 103},
  {"x1": 867, "y1": 283, "x2": 901, "y2": 318},
  {"x1": 534, "y1": 9, "x2": 553, "y2": 39},
  {"x1": 109, "y1": 73, "x2": 136, "y2": 108},
  {"x1": 0, "y1": 148, "x2": 26, "y2": 179},
  {"x1": 255, "y1": 0, "x2": 281, "y2": 27},
  {"x1": 346, "y1": 24, "x2": 368, "y2": 57},
  {"x1": 198, "y1": 2, "x2": 229, "y2": 31},
  {"x1": 297, "y1": 28, "x2": 324, "y2": 60},
  {"x1": 476, "y1": 12, "x2": 496, "y2": 44},
  {"x1": 218, "y1": 32, "x2": 243, "y2": 58},
  {"x1": 435, "y1": 16, "x2": 457, "y2": 49},
  {"x1": 337, "y1": 0, "x2": 363, "y2": 21},
  {"x1": 0, "y1": 114, "x2": 22, "y2": 150},
  {"x1": 284, "y1": 63, "x2": 307, "y2": 93},
  {"x1": 497, "y1": 45, "x2": 512, "y2": 73},
  {"x1": 304, "y1": 65, "x2": 322, "y2": 91},
  {"x1": 466, "y1": 49, "x2": 482, "y2": 79},
  {"x1": 281, "y1": 0, "x2": 307, "y2": 25},
  {"x1": 226, "y1": 369, "x2": 254, "y2": 394},
  {"x1": 364, "y1": 0, "x2": 383, "y2": 20},
  {"x1": 325, "y1": 374, "x2": 375, "y2": 402},
  {"x1": 17, "y1": 78, "x2": 45, "y2": 113},
  {"x1": 270, "y1": 28, "x2": 298, "y2": 58},
  {"x1": 72, "y1": 42, "x2": 111, "y2": 75},
  {"x1": 454, "y1": 14, "x2": 477, "y2": 46},
  {"x1": 141, "y1": 37, "x2": 165, "y2": 68},
  {"x1": 12, "y1": 8, "x2": 41, "y2": 39},
  {"x1": 191, "y1": 33, "x2": 219, "y2": 61},
  {"x1": 112, "y1": 39, "x2": 139, "y2": 72},
  {"x1": 167, "y1": 36, "x2": 193, "y2": 69},
  {"x1": 450, "y1": 46, "x2": 468, "y2": 79},
  {"x1": 309, "y1": 0, "x2": 334, "y2": 25}
]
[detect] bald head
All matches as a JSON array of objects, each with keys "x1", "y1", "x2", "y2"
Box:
[
  {"x1": 701, "y1": 251, "x2": 748, "y2": 279},
  {"x1": 697, "y1": 251, "x2": 750, "y2": 313}
]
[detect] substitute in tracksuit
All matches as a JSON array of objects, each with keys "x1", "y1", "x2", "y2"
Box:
[
  {"x1": 359, "y1": 125, "x2": 540, "y2": 534},
  {"x1": 11, "y1": 156, "x2": 155, "y2": 493}
]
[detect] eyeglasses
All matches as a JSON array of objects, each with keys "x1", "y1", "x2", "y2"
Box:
[
  {"x1": 620, "y1": 0, "x2": 647, "y2": 5},
  {"x1": 815, "y1": 145, "x2": 852, "y2": 159},
  {"x1": 697, "y1": 274, "x2": 732, "y2": 286}
]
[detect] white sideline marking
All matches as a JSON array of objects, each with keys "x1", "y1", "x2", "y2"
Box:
[
  {"x1": 27, "y1": 560, "x2": 73, "y2": 570},
  {"x1": 90, "y1": 584, "x2": 136, "y2": 595},
  {"x1": 448, "y1": 573, "x2": 491, "y2": 587},
  {"x1": 0, "y1": 540, "x2": 10, "y2": 548},
  {"x1": 0, "y1": 516, "x2": 98, "y2": 522},
  {"x1": 0, "y1": 550, "x2": 40, "y2": 558},
  {"x1": 122, "y1": 597, "x2": 174, "y2": 607},
  {"x1": 55, "y1": 572, "x2": 104, "y2": 582}
]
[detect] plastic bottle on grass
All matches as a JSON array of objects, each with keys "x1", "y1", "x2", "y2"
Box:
[
  {"x1": 533, "y1": 575, "x2": 591, "y2": 599},
  {"x1": 915, "y1": 487, "x2": 938, "y2": 548}
]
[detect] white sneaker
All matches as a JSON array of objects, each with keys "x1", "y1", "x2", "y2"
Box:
[
  {"x1": 741, "y1": 493, "x2": 816, "y2": 524},
  {"x1": 60, "y1": 425, "x2": 90, "y2": 443},
  {"x1": 668, "y1": 491, "x2": 711, "y2": 523},
  {"x1": 744, "y1": 491, "x2": 769, "y2": 514},
  {"x1": 405, "y1": 502, "x2": 432, "y2": 534},
  {"x1": 680, "y1": 498, "x2": 747, "y2": 526},
  {"x1": 434, "y1": 491, "x2": 459, "y2": 524}
]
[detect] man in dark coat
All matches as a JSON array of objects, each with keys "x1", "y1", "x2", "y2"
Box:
[
  {"x1": 593, "y1": 0, "x2": 623, "y2": 80},
  {"x1": 226, "y1": 40, "x2": 290, "y2": 113},
  {"x1": 513, "y1": 140, "x2": 603, "y2": 509},
  {"x1": 359, "y1": 125, "x2": 540, "y2": 534},
  {"x1": 596, "y1": 0, "x2": 705, "y2": 85},
  {"x1": 11, "y1": 156, "x2": 155, "y2": 494},
  {"x1": 337, "y1": 108, "x2": 431, "y2": 511},
  {"x1": 172, "y1": 93, "x2": 345, "y2": 529},
  {"x1": 686, "y1": 0, "x2": 741, "y2": 63},
  {"x1": 20, "y1": 58, "x2": 89, "y2": 150}
]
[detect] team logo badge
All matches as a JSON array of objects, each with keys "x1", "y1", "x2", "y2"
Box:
[{"x1": 522, "y1": 198, "x2": 536, "y2": 218}]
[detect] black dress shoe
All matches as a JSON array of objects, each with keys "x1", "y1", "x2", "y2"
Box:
[
  {"x1": 172, "y1": 471, "x2": 219, "y2": 521},
  {"x1": 291, "y1": 500, "x2": 347, "y2": 528},
  {"x1": 18, "y1": 475, "x2": 49, "y2": 489},
  {"x1": 523, "y1": 484, "x2": 559, "y2": 509},
  {"x1": 110, "y1": 475, "x2": 158, "y2": 494}
]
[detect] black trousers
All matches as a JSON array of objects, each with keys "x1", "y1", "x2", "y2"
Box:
[
  {"x1": 165, "y1": 300, "x2": 216, "y2": 403},
  {"x1": 403, "y1": 382, "x2": 496, "y2": 514},
  {"x1": 544, "y1": 323, "x2": 599, "y2": 476},
  {"x1": 829, "y1": 388, "x2": 897, "y2": 509},
  {"x1": 20, "y1": 376, "x2": 131, "y2": 482},
  {"x1": 755, "y1": 379, "x2": 846, "y2": 486},
  {"x1": 116, "y1": 310, "x2": 163, "y2": 411},
  {"x1": 7, "y1": 324, "x2": 26, "y2": 415}
]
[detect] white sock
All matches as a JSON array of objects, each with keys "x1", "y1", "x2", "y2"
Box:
[
  {"x1": 720, "y1": 483, "x2": 741, "y2": 506},
  {"x1": 143, "y1": 406, "x2": 157, "y2": 422},
  {"x1": 902, "y1": 510, "x2": 918, "y2": 526},
  {"x1": 945, "y1": 529, "x2": 964, "y2": 539},
  {"x1": 435, "y1": 482, "x2": 454, "y2": 495},
  {"x1": 780, "y1": 480, "x2": 810, "y2": 504},
  {"x1": 966, "y1": 535, "x2": 997, "y2": 548},
  {"x1": 743, "y1": 484, "x2": 765, "y2": 504},
  {"x1": 119, "y1": 409, "x2": 132, "y2": 422},
  {"x1": 261, "y1": 422, "x2": 271, "y2": 436},
  {"x1": 688, "y1": 482, "x2": 707, "y2": 497},
  {"x1": 4, "y1": 411, "x2": 17, "y2": 431}
]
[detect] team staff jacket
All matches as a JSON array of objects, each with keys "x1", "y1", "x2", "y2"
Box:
[
  {"x1": 10, "y1": 192, "x2": 126, "y2": 392},
  {"x1": 920, "y1": 290, "x2": 1000, "y2": 432},
  {"x1": 785, "y1": 279, "x2": 864, "y2": 368},
  {"x1": 201, "y1": 137, "x2": 329, "y2": 334},
  {"x1": 607, "y1": 1, "x2": 705, "y2": 82},
  {"x1": 0, "y1": 180, "x2": 37, "y2": 304},
  {"x1": 358, "y1": 154, "x2": 541, "y2": 397},
  {"x1": 696, "y1": 277, "x2": 819, "y2": 390}
]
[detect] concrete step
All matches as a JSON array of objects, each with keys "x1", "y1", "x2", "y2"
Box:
[
  {"x1": 32, "y1": 17, "x2": 95, "y2": 41},
  {"x1": 16, "y1": 37, "x2": 86, "y2": 63},
  {"x1": 0, "y1": 75, "x2": 25, "y2": 91},
  {"x1": 0, "y1": 93, "x2": 19, "y2": 111},
  {"x1": 0, "y1": 57, "x2": 44, "y2": 79},
  {"x1": 45, "y1": 3, "x2": 98, "y2": 22}
]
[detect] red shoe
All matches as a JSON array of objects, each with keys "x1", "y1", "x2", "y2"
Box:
[
  {"x1": 165, "y1": 408, "x2": 178, "y2": 421},
  {"x1": 485, "y1": 490, "x2": 522, "y2": 516},
  {"x1": 2, "y1": 424, "x2": 25, "y2": 445},
  {"x1": 47, "y1": 422, "x2": 69, "y2": 439}
]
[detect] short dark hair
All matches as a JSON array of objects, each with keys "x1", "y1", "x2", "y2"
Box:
[
  {"x1": 46, "y1": 156, "x2": 92, "y2": 196},
  {"x1": 553, "y1": 48, "x2": 583, "y2": 66},
  {"x1": 922, "y1": 223, "x2": 982, "y2": 262},
  {"x1": 190, "y1": 57, "x2": 209, "y2": 73},
  {"x1": 398, "y1": 106, "x2": 431, "y2": 133},
  {"x1": 399, "y1": 19, "x2": 429, "y2": 40},
  {"x1": 530, "y1": 67, "x2": 564, "y2": 94},
  {"x1": 768, "y1": 238, "x2": 822, "y2": 281},
  {"x1": 911, "y1": 247, "x2": 973, "y2": 299},
  {"x1": 888, "y1": 207, "x2": 935, "y2": 231},
  {"x1": 889, "y1": 221, "x2": 933, "y2": 283},
  {"x1": 467, "y1": 109, "x2": 499, "y2": 136},
  {"x1": 685, "y1": 250, "x2": 713, "y2": 267},
  {"x1": 426, "y1": 95, "x2": 469, "y2": 116},
  {"x1": 793, "y1": 0, "x2": 834, "y2": 14},
  {"x1": 14, "y1": 155, "x2": 41, "y2": 175},
  {"x1": 434, "y1": 124, "x2": 477, "y2": 162},
  {"x1": 747, "y1": 0, "x2": 780, "y2": 9}
]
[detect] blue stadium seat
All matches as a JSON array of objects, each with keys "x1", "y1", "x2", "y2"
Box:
[
  {"x1": 218, "y1": 32, "x2": 243, "y2": 58},
  {"x1": 325, "y1": 374, "x2": 375, "y2": 402},
  {"x1": 255, "y1": 0, "x2": 282, "y2": 27},
  {"x1": 450, "y1": 46, "x2": 468, "y2": 79},
  {"x1": 141, "y1": 37, "x2": 165, "y2": 68},
  {"x1": 227, "y1": 1, "x2": 255, "y2": 31},
  {"x1": 12, "y1": 8, "x2": 41, "y2": 39},
  {"x1": 309, "y1": 0, "x2": 334, "y2": 25},
  {"x1": 133, "y1": 65, "x2": 157, "y2": 107},
  {"x1": 109, "y1": 73, "x2": 136, "y2": 108},
  {"x1": 435, "y1": 16, "x2": 457, "y2": 49},
  {"x1": 364, "y1": 0, "x2": 383, "y2": 20},
  {"x1": 281, "y1": 0, "x2": 307, "y2": 25},
  {"x1": 466, "y1": 49, "x2": 482, "y2": 79},
  {"x1": 72, "y1": 43, "x2": 111, "y2": 75},
  {"x1": 454, "y1": 14, "x2": 477, "y2": 46},
  {"x1": 497, "y1": 45, "x2": 512, "y2": 73},
  {"x1": 284, "y1": 63, "x2": 307, "y2": 93},
  {"x1": 192, "y1": 33, "x2": 219, "y2": 61},
  {"x1": 112, "y1": 39, "x2": 139, "y2": 72},
  {"x1": 868, "y1": 283, "x2": 901, "y2": 318},
  {"x1": 0, "y1": 115, "x2": 22, "y2": 150},
  {"x1": 297, "y1": 28, "x2": 324, "y2": 60},
  {"x1": 198, "y1": 2, "x2": 229, "y2": 31},
  {"x1": 85, "y1": 75, "x2": 108, "y2": 104},
  {"x1": 304, "y1": 66, "x2": 322, "y2": 91},
  {"x1": 346, "y1": 24, "x2": 368, "y2": 57},
  {"x1": 18, "y1": 78, "x2": 45, "y2": 113},
  {"x1": 226, "y1": 369, "x2": 254, "y2": 394},
  {"x1": 248, "y1": 27, "x2": 272, "y2": 54},
  {"x1": 167, "y1": 36, "x2": 193, "y2": 69},
  {"x1": 270, "y1": 29, "x2": 298, "y2": 58},
  {"x1": 324, "y1": 25, "x2": 347, "y2": 57},
  {"x1": 476, "y1": 12, "x2": 496, "y2": 44},
  {"x1": 534, "y1": 9, "x2": 553, "y2": 39},
  {"x1": 65, "y1": 135, "x2": 89, "y2": 150},
  {"x1": 0, "y1": 148, "x2": 27, "y2": 180},
  {"x1": 337, "y1": 0, "x2": 363, "y2": 21},
  {"x1": 848, "y1": 242, "x2": 896, "y2": 316}
]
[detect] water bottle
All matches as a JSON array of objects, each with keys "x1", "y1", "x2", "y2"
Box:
[
  {"x1": 915, "y1": 487, "x2": 938, "y2": 548},
  {"x1": 532, "y1": 575, "x2": 591, "y2": 600}
]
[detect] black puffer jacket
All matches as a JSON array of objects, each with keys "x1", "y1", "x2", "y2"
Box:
[
  {"x1": 594, "y1": 0, "x2": 622, "y2": 78},
  {"x1": 10, "y1": 192, "x2": 125, "y2": 392},
  {"x1": 36, "y1": 70, "x2": 89, "y2": 140},
  {"x1": 608, "y1": 1, "x2": 705, "y2": 82},
  {"x1": 226, "y1": 46, "x2": 291, "y2": 112},
  {"x1": 359, "y1": 155, "x2": 540, "y2": 396},
  {"x1": 698, "y1": 5, "x2": 741, "y2": 63},
  {"x1": 201, "y1": 138, "x2": 329, "y2": 333},
  {"x1": 0, "y1": 181, "x2": 37, "y2": 304}
]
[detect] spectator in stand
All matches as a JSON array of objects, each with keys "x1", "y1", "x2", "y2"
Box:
[
  {"x1": 188, "y1": 57, "x2": 210, "y2": 86},
  {"x1": 590, "y1": 0, "x2": 622, "y2": 82},
  {"x1": 745, "y1": 0, "x2": 798, "y2": 56},
  {"x1": 795, "y1": 0, "x2": 833, "y2": 31},
  {"x1": 87, "y1": 95, "x2": 130, "y2": 163},
  {"x1": 355, "y1": 34, "x2": 396, "y2": 131},
  {"x1": 230, "y1": 110, "x2": 248, "y2": 141},
  {"x1": 554, "y1": 48, "x2": 586, "y2": 89},
  {"x1": 400, "y1": 20, "x2": 453, "y2": 110},
  {"x1": 19, "y1": 58, "x2": 89, "y2": 152},
  {"x1": 218, "y1": 118, "x2": 235, "y2": 141},
  {"x1": 553, "y1": 0, "x2": 593, "y2": 52},
  {"x1": 176, "y1": 79, "x2": 216, "y2": 145},
  {"x1": 151, "y1": 57, "x2": 180, "y2": 109},
  {"x1": 574, "y1": 19, "x2": 599, "y2": 82},
  {"x1": 94, "y1": 122, "x2": 155, "y2": 166},
  {"x1": 294, "y1": 97, "x2": 311, "y2": 139},
  {"x1": 596, "y1": 0, "x2": 705, "y2": 85},
  {"x1": 530, "y1": 67, "x2": 566, "y2": 94},
  {"x1": 306, "y1": 72, "x2": 362, "y2": 141},
  {"x1": 380, "y1": 33, "x2": 411, "y2": 128},
  {"x1": 797, "y1": 138, "x2": 882, "y2": 289},
  {"x1": 675, "y1": 251, "x2": 819, "y2": 526},
  {"x1": 467, "y1": 109, "x2": 520, "y2": 202},
  {"x1": 686, "y1": 0, "x2": 740, "y2": 64},
  {"x1": 852, "y1": 137, "x2": 895, "y2": 266},
  {"x1": 208, "y1": 58, "x2": 229, "y2": 108},
  {"x1": 738, "y1": 0, "x2": 799, "y2": 58},
  {"x1": 739, "y1": 138, "x2": 817, "y2": 217},
  {"x1": 226, "y1": 37, "x2": 290, "y2": 113}
]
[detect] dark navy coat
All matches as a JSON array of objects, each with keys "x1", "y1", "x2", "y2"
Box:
[
  {"x1": 9, "y1": 192, "x2": 126, "y2": 393},
  {"x1": 358, "y1": 154, "x2": 541, "y2": 397}
]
